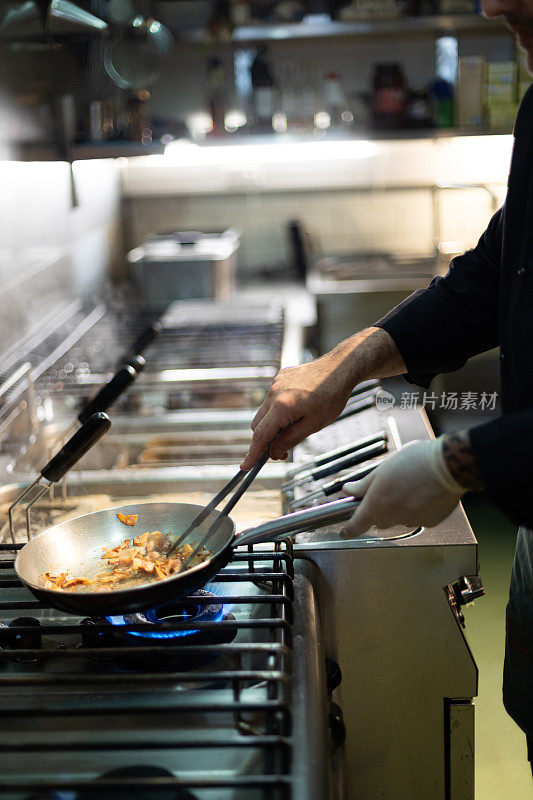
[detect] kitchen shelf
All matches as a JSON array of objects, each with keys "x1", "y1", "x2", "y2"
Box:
[
  {"x1": 71, "y1": 142, "x2": 165, "y2": 159},
  {"x1": 200, "y1": 126, "x2": 514, "y2": 144},
  {"x1": 16, "y1": 127, "x2": 515, "y2": 163},
  {"x1": 356, "y1": 126, "x2": 512, "y2": 139},
  {"x1": 17, "y1": 141, "x2": 165, "y2": 162},
  {"x1": 184, "y1": 14, "x2": 511, "y2": 45}
]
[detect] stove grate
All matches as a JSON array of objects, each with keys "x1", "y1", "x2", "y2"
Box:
[{"x1": 0, "y1": 541, "x2": 295, "y2": 800}]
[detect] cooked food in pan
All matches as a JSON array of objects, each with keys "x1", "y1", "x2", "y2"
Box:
[
  {"x1": 42, "y1": 529, "x2": 212, "y2": 592},
  {"x1": 116, "y1": 512, "x2": 139, "y2": 526}
]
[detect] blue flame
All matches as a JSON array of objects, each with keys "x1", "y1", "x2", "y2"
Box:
[
  {"x1": 204, "y1": 581, "x2": 235, "y2": 615},
  {"x1": 106, "y1": 603, "x2": 225, "y2": 640}
]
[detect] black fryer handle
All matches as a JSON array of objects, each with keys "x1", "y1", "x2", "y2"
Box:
[
  {"x1": 310, "y1": 439, "x2": 387, "y2": 481},
  {"x1": 41, "y1": 412, "x2": 111, "y2": 483},
  {"x1": 127, "y1": 354, "x2": 146, "y2": 374},
  {"x1": 322, "y1": 462, "x2": 378, "y2": 495},
  {"x1": 77, "y1": 365, "x2": 137, "y2": 424},
  {"x1": 349, "y1": 379, "x2": 380, "y2": 398},
  {"x1": 335, "y1": 393, "x2": 376, "y2": 422},
  {"x1": 129, "y1": 322, "x2": 162, "y2": 357},
  {"x1": 310, "y1": 431, "x2": 387, "y2": 469}
]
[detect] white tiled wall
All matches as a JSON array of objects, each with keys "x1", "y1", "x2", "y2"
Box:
[{"x1": 121, "y1": 135, "x2": 511, "y2": 273}]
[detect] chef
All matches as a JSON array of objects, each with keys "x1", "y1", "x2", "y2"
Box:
[{"x1": 241, "y1": 0, "x2": 533, "y2": 767}]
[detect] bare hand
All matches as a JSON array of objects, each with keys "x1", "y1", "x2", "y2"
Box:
[
  {"x1": 240, "y1": 356, "x2": 353, "y2": 470},
  {"x1": 241, "y1": 327, "x2": 405, "y2": 470}
]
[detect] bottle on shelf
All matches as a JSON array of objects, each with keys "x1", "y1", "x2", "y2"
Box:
[
  {"x1": 406, "y1": 88, "x2": 432, "y2": 127},
  {"x1": 125, "y1": 89, "x2": 151, "y2": 142},
  {"x1": 251, "y1": 48, "x2": 276, "y2": 132},
  {"x1": 321, "y1": 71, "x2": 353, "y2": 129},
  {"x1": 371, "y1": 62, "x2": 407, "y2": 128},
  {"x1": 279, "y1": 61, "x2": 298, "y2": 132},
  {"x1": 431, "y1": 78, "x2": 454, "y2": 128},
  {"x1": 299, "y1": 59, "x2": 318, "y2": 132},
  {"x1": 207, "y1": 56, "x2": 226, "y2": 136}
]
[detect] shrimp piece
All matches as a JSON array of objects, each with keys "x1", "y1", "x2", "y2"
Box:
[
  {"x1": 44, "y1": 572, "x2": 68, "y2": 589},
  {"x1": 146, "y1": 531, "x2": 167, "y2": 555},
  {"x1": 115, "y1": 548, "x2": 135, "y2": 567},
  {"x1": 116, "y1": 513, "x2": 138, "y2": 527},
  {"x1": 133, "y1": 557, "x2": 155, "y2": 574},
  {"x1": 62, "y1": 577, "x2": 92, "y2": 589},
  {"x1": 133, "y1": 531, "x2": 150, "y2": 547}
]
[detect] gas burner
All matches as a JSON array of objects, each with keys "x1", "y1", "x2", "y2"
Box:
[
  {"x1": 25, "y1": 765, "x2": 198, "y2": 800},
  {"x1": 0, "y1": 618, "x2": 66, "y2": 664},
  {"x1": 0, "y1": 617, "x2": 41, "y2": 663},
  {"x1": 81, "y1": 590, "x2": 237, "y2": 669},
  {"x1": 94, "y1": 766, "x2": 199, "y2": 800}
]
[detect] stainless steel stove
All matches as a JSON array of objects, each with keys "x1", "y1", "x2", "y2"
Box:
[
  {"x1": 0, "y1": 294, "x2": 482, "y2": 800},
  {"x1": 0, "y1": 296, "x2": 338, "y2": 799}
]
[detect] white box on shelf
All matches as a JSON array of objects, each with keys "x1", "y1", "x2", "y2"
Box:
[{"x1": 456, "y1": 56, "x2": 486, "y2": 128}]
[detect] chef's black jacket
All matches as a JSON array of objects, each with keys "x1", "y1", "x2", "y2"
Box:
[{"x1": 375, "y1": 84, "x2": 533, "y2": 529}]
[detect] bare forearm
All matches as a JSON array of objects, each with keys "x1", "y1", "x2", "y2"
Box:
[
  {"x1": 442, "y1": 430, "x2": 485, "y2": 492},
  {"x1": 326, "y1": 326, "x2": 407, "y2": 389},
  {"x1": 241, "y1": 326, "x2": 407, "y2": 468}
]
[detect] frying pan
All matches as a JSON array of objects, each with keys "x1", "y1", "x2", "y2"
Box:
[{"x1": 15, "y1": 496, "x2": 359, "y2": 616}]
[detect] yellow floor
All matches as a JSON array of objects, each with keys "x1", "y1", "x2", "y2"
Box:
[{"x1": 462, "y1": 496, "x2": 532, "y2": 798}]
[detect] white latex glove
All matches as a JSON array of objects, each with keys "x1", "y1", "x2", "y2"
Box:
[{"x1": 340, "y1": 438, "x2": 467, "y2": 537}]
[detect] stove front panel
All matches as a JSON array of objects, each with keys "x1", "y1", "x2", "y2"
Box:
[{"x1": 288, "y1": 402, "x2": 479, "y2": 800}]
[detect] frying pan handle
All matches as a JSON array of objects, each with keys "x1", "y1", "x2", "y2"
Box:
[
  {"x1": 77, "y1": 365, "x2": 137, "y2": 424},
  {"x1": 235, "y1": 496, "x2": 359, "y2": 547},
  {"x1": 41, "y1": 412, "x2": 111, "y2": 483}
]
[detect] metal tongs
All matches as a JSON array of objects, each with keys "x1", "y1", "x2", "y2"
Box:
[{"x1": 167, "y1": 446, "x2": 271, "y2": 567}]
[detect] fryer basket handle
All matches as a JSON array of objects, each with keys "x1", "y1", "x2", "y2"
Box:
[
  {"x1": 78, "y1": 365, "x2": 137, "y2": 424},
  {"x1": 126, "y1": 354, "x2": 146, "y2": 374},
  {"x1": 128, "y1": 322, "x2": 162, "y2": 358},
  {"x1": 235, "y1": 496, "x2": 359, "y2": 546},
  {"x1": 41, "y1": 412, "x2": 111, "y2": 482}
]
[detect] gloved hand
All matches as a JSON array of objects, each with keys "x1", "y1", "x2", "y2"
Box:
[{"x1": 340, "y1": 438, "x2": 467, "y2": 537}]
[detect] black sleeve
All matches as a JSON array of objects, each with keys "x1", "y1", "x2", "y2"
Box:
[
  {"x1": 469, "y1": 411, "x2": 533, "y2": 528},
  {"x1": 374, "y1": 206, "x2": 504, "y2": 388}
]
